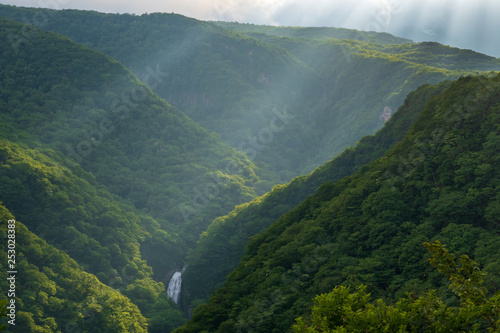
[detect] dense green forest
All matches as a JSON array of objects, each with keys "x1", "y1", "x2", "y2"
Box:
[
  {"x1": 0, "y1": 138, "x2": 189, "y2": 332},
  {"x1": 0, "y1": 205, "x2": 150, "y2": 332},
  {"x1": 215, "y1": 22, "x2": 500, "y2": 72},
  {"x1": 1, "y1": 5, "x2": 499, "y2": 180},
  {"x1": 0, "y1": 17, "x2": 267, "y2": 246},
  {"x1": 213, "y1": 22, "x2": 413, "y2": 44},
  {"x1": 0, "y1": 4, "x2": 500, "y2": 333},
  {"x1": 293, "y1": 241, "x2": 500, "y2": 332},
  {"x1": 0, "y1": 16, "x2": 264, "y2": 331},
  {"x1": 182, "y1": 81, "x2": 454, "y2": 309},
  {"x1": 175, "y1": 74, "x2": 500, "y2": 332}
]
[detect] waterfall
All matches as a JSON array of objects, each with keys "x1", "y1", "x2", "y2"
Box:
[{"x1": 167, "y1": 271, "x2": 182, "y2": 304}]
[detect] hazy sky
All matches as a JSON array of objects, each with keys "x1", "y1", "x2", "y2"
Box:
[{"x1": 1, "y1": 0, "x2": 499, "y2": 57}]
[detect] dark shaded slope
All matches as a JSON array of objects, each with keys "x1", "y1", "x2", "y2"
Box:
[{"x1": 175, "y1": 74, "x2": 500, "y2": 332}]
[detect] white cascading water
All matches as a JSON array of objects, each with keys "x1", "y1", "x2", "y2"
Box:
[{"x1": 167, "y1": 271, "x2": 182, "y2": 304}]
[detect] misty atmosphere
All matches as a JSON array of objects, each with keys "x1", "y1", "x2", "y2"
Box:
[{"x1": 0, "y1": 1, "x2": 499, "y2": 332}]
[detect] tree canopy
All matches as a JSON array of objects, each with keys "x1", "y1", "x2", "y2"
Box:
[{"x1": 293, "y1": 241, "x2": 500, "y2": 332}]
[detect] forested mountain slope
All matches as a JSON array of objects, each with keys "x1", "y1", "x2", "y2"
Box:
[
  {"x1": 213, "y1": 22, "x2": 413, "y2": 44},
  {"x1": 175, "y1": 74, "x2": 500, "y2": 332},
  {"x1": 2, "y1": 5, "x2": 499, "y2": 180},
  {"x1": 0, "y1": 205, "x2": 149, "y2": 332},
  {"x1": 220, "y1": 23, "x2": 500, "y2": 171},
  {"x1": 0, "y1": 137, "x2": 192, "y2": 332},
  {"x1": 1, "y1": 6, "x2": 500, "y2": 332},
  {"x1": 215, "y1": 21, "x2": 500, "y2": 72},
  {"x1": 0, "y1": 17, "x2": 264, "y2": 247},
  {"x1": 0, "y1": 16, "x2": 269, "y2": 331},
  {"x1": 0, "y1": 4, "x2": 314, "y2": 181},
  {"x1": 182, "y1": 81, "x2": 454, "y2": 309}
]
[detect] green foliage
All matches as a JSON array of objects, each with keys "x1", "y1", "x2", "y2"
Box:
[
  {"x1": 0, "y1": 16, "x2": 271, "y2": 331},
  {"x1": 0, "y1": 205, "x2": 148, "y2": 332},
  {"x1": 0, "y1": 14, "x2": 266, "y2": 274},
  {"x1": 293, "y1": 241, "x2": 500, "y2": 332},
  {"x1": 1, "y1": 5, "x2": 498, "y2": 181},
  {"x1": 214, "y1": 22, "x2": 413, "y2": 45},
  {"x1": 215, "y1": 21, "x2": 500, "y2": 176},
  {"x1": 0, "y1": 299, "x2": 6, "y2": 331},
  {"x1": 182, "y1": 81, "x2": 453, "y2": 307},
  {"x1": 0, "y1": 15, "x2": 265, "y2": 247},
  {"x1": 0, "y1": 6, "x2": 499, "y2": 333},
  {"x1": 425, "y1": 241, "x2": 487, "y2": 306},
  {"x1": 0, "y1": 140, "x2": 187, "y2": 330},
  {"x1": 176, "y1": 74, "x2": 500, "y2": 332}
]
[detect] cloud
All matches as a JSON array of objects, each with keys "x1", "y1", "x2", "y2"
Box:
[{"x1": 0, "y1": 0, "x2": 499, "y2": 57}]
